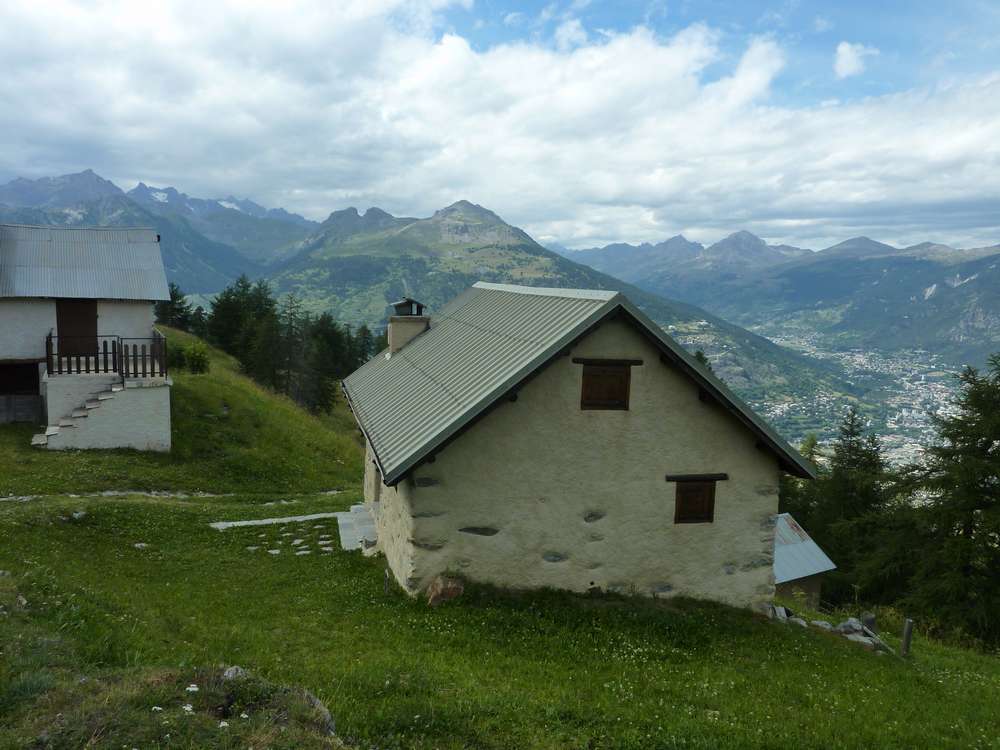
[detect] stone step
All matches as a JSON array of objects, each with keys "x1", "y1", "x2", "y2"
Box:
[
  {"x1": 58, "y1": 419, "x2": 76, "y2": 428},
  {"x1": 44, "y1": 426, "x2": 60, "y2": 436},
  {"x1": 71, "y1": 409, "x2": 88, "y2": 418},
  {"x1": 31, "y1": 433, "x2": 48, "y2": 447},
  {"x1": 97, "y1": 392, "x2": 115, "y2": 401},
  {"x1": 111, "y1": 384, "x2": 124, "y2": 392},
  {"x1": 84, "y1": 400, "x2": 101, "y2": 409}
]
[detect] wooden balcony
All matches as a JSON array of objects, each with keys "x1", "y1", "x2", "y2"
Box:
[{"x1": 45, "y1": 330, "x2": 168, "y2": 379}]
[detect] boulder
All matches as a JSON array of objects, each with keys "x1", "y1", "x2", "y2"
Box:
[
  {"x1": 835, "y1": 617, "x2": 863, "y2": 635},
  {"x1": 845, "y1": 633, "x2": 877, "y2": 651},
  {"x1": 426, "y1": 575, "x2": 464, "y2": 607},
  {"x1": 788, "y1": 617, "x2": 808, "y2": 627},
  {"x1": 302, "y1": 690, "x2": 336, "y2": 736},
  {"x1": 222, "y1": 665, "x2": 247, "y2": 681},
  {"x1": 861, "y1": 611, "x2": 877, "y2": 633},
  {"x1": 773, "y1": 605, "x2": 790, "y2": 622},
  {"x1": 810, "y1": 620, "x2": 834, "y2": 631}
]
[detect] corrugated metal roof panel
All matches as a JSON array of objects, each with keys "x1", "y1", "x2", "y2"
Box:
[
  {"x1": 773, "y1": 512, "x2": 837, "y2": 584},
  {"x1": 0, "y1": 223, "x2": 169, "y2": 301},
  {"x1": 343, "y1": 282, "x2": 817, "y2": 486}
]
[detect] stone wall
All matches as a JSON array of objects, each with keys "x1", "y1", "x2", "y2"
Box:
[
  {"x1": 45, "y1": 380, "x2": 171, "y2": 452},
  {"x1": 41, "y1": 372, "x2": 121, "y2": 422},
  {"x1": 373, "y1": 316, "x2": 781, "y2": 608}
]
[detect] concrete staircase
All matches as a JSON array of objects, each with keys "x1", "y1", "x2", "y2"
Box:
[{"x1": 32, "y1": 383, "x2": 125, "y2": 448}]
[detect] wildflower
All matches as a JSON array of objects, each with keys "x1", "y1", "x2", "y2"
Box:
[
  {"x1": 240, "y1": 712, "x2": 250, "y2": 719},
  {"x1": 186, "y1": 684, "x2": 199, "y2": 692},
  {"x1": 219, "y1": 720, "x2": 229, "y2": 728},
  {"x1": 182, "y1": 704, "x2": 194, "y2": 714},
  {"x1": 151, "y1": 706, "x2": 163, "y2": 712}
]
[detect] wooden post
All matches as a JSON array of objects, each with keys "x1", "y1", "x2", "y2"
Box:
[
  {"x1": 141, "y1": 344, "x2": 147, "y2": 377},
  {"x1": 45, "y1": 334, "x2": 53, "y2": 375},
  {"x1": 901, "y1": 618, "x2": 914, "y2": 657},
  {"x1": 132, "y1": 344, "x2": 138, "y2": 378},
  {"x1": 102, "y1": 340, "x2": 109, "y2": 373}
]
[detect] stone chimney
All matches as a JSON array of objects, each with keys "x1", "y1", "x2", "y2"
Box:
[{"x1": 388, "y1": 297, "x2": 429, "y2": 352}]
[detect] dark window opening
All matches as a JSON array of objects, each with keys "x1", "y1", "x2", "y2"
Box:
[
  {"x1": 580, "y1": 363, "x2": 630, "y2": 410},
  {"x1": 0, "y1": 363, "x2": 40, "y2": 395},
  {"x1": 673, "y1": 480, "x2": 716, "y2": 524}
]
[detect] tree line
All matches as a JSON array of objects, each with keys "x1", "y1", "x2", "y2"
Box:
[
  {"x1": 780, "y1": 357, "x2": 1000, "y2": 647},
  {"x1": 155, "y1": 278, "x2": 385, "y2": 413}
]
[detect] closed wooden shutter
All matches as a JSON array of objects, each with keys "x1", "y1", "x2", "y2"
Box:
[
  {"x1": 581, "y1": 364, "x2": 630, "y2": 410},
  {"x1": 674, "y1": 480, "x2": 716, "y2": 523}
]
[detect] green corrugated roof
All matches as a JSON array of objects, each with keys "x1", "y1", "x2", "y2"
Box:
[{"x1": 343, "y1": 282, "x2": 815, "y2": 485}]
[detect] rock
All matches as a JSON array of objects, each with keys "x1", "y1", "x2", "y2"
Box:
[
  {"x1": 583, "y1": 511, "x2": 605, "y2": 523},
  {"x1": 543, "y1": 552, "x2": 567, "y2": 562},
  {"x1": 222, "y1": 665, "x2": 247, "y2": 681},
  {"x1": 302, "y1": 690, "x2": 336, "y2": 736},
  {"x1": 0, "y1": 570, "x2": 10, "y2": 577},
  {"x1": 15, "y1": 594, "x2": 28, "y2": 609},
  {"x1": 133, "y1": 542, "x2": 148, "y2": 550},
  {"x1": 835, "y1": 617, "x2": 863, "y2": 635},
  {"x1": 861, "y1": 611, "x2": 877, "y2": 633},
  {"x1": 789, "y1": 617, "x2": 808, "y2": 627},
  {"x1": 426, "y1": 575, "x2": 464, "y2": 607},
  {"x1": 773, "y1": 605, "x2": 790, "y2": 622},
  {"x1": 810, "y1": 620, "x2": 834, "y2": 631},
  {"x1": 845, "y1": 633, "x2": 877, "y2": 651},
  {"x1": 71, "y1": 510, "x2": 87, "y2": 521}
]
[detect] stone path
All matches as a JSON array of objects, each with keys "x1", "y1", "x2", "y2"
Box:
[{"x1": 208, "y1": 504, "x2": 376, "y2": 553}]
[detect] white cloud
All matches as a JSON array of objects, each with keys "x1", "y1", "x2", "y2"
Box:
[
  {"x1": 554, "y1": 19, "x2": 588, "y2": 51},
  {"x1": 814, "y1": 16, "x2": 832, "y2": 32},
  {"x1": 503, "y1": 11, "x2": 524, "y2": 27},
  {"x1": 0, "y1": 1, "x2": 997, "y2": 251},
  {"x1": 834, "y1": 41, "x2": 879, "y2": 79}
]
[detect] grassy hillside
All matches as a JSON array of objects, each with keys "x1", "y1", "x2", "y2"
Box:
[
  {"x1": 0, "y1": 328, "x2": 362, "y2": 496},
  {"x1": 0, "y1": 333, "x2": 997, "y2": 748},
  {"x1": 1, "y1": 492, "x2": 997, "y2": 749}
]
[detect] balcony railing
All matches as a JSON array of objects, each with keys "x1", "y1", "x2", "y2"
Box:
[{"x1": 45, "y1": 331, "x2": 168, "y2": 379}]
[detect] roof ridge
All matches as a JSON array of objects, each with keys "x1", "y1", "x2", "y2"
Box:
[
  {"x1": 472, "y1": 281, "x2": 619, "y2": 301},
  {"x1": 0, "y1": 223, "x2": 156, "y2": 232}
]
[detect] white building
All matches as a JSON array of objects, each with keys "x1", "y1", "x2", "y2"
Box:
[{"x1": 0, "y1": 224, "x2": 172, "y2": 451}]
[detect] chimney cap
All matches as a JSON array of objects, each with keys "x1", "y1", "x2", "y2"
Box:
[{"x1": 391, "y1": 297, "x2": 426, "y2": 316}]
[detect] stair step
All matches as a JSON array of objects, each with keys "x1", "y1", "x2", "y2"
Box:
[
  {"x1": 85, "y1": 400, "x2": 101, "y2": 409},
  {"x1": 71, "y1": 409, "x2": 88, "y2": 418},
  {"x1": 31, "y1": 433, "x2": 48, "y2": 446},
  {"x1": 111, "y1": 384, "x2": 124, "y2": 392},
  {"x1": 58, "y1": 419, "x2": 76, "y2": 428},
  {"x1": 97, "y1": 392, "x2": 115, "y2": 400},
  {"x1": 44, "y1": 426, "x2": 60, "y2": 436}
]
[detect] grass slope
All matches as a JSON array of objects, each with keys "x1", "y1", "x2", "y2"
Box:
[
  {"x1": 0, "y1": 328, "x2": 361, "y2": 496},
  {"x1": 1, "y1": 492, "x2": 998, "y2": 749}
]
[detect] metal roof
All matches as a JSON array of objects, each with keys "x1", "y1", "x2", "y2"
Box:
[
  {"x1": 343, "y1": 281, "x2": 816, "y2": 486},
  {"x1": 773, "y1": 513, "x2": 837, "y2": 584},
  {"x1": 0, "y1": 223, "x2": 169, "y2": 301}
]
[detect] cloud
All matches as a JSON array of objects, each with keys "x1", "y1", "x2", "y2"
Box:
[
  {"x1": 834, "y1": 41, "x2": 879, "y2": 79},
  {"x1": 814, "y1": 16, "x2": 832, "y2": 32},
  {"x1": 0, "y1": 1, "x2": 997, "y2": 251},
  {"x1": 554, "y1": 19, "x2": 587, "y2": 51},
  {"x1": 503, "y1": 11, "x2": 524, "y2": 27}
]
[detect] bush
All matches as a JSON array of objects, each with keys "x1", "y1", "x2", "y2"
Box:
[
  {"x1": 184, "y1": 342, "x2": 210, "y2": 374},
  {"x1": 166, "y1": 343, "x2": 186, "y2": 372}
]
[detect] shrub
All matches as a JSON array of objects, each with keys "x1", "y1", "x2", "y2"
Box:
[
  {"x1": 184, "y1": 342, "x2": 210, "y2": 374},
  {"x1": 166, "y1": 343, "x2": 187, "y2": 372}
]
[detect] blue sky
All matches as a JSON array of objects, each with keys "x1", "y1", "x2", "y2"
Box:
[{"x1": 0, "y1": 0, "x2": 998, "y2": 250}]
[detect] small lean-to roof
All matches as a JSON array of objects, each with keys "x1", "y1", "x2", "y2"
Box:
[
  {"x1": 0, "y1": 223, "x2": 169, "y2": 301},
  {"x1": 343, "y1": 281, "x2": 817, "y2": 486},
  {"x1": 773, "y1": 513, "x2": 837, "y2": 584}
]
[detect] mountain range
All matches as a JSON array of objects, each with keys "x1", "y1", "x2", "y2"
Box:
[
  {"x1": 0, "y1": 170, "x2": 866, "y2": 427},
  {"x1": 557, "y1": 230, "x2": 1000, "y2": 366}
]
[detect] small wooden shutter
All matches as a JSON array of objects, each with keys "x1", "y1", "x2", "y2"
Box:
[
  {"x1": 581, "y1": 364, "x2": 630, "y2": 410},
  {"x1": 674, "y1": 481, "x2": 716, "y2": 523}
]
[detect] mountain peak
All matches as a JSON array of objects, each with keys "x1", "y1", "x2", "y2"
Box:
[
  {"x1": 821, "y1": 236, "x2": 899, "y2": 257},
  {"x1": 434, "y1": 200, "x2": 504, "y2": 224},
  {"x1": 0, "y1": 169, "x2": 123, "y2": 208}
]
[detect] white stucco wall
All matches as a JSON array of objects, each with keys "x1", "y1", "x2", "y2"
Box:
[
  {"x1": 97, "y1": 301, "x2": 155, "y2": 338},
  {"x1": 0, "y1": 299, "x2": 56, "y2": 360},
  {"x1": 41, "y1": 373, "x2": 121, "y2": 423},
  {"x1": 45, "y1": 380, "x2": 171, "y2": 452},
  {"x1": 366, "y1": 317, "x2": 782, "y2": 608}
]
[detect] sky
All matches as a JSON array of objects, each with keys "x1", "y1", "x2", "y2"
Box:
[{"x1": 0, "y1": 0, "x2": 998, "y2": 250}]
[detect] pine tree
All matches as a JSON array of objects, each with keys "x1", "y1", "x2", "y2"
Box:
[{"x1": 155, "y1": 282, "x2": 193, "y2": 330}]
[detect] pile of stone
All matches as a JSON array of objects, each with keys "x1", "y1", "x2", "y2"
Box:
[{"x1": 766, "y1": 604, "x2": 884, "y2": 651}]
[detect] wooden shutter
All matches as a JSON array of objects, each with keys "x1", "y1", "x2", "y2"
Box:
[
  {"x1": 581, "y1": 364, "x2": 630, "y2": 410},
  {"x1": 674, "y1": 480, "x2": 716, "y2": 523}
]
